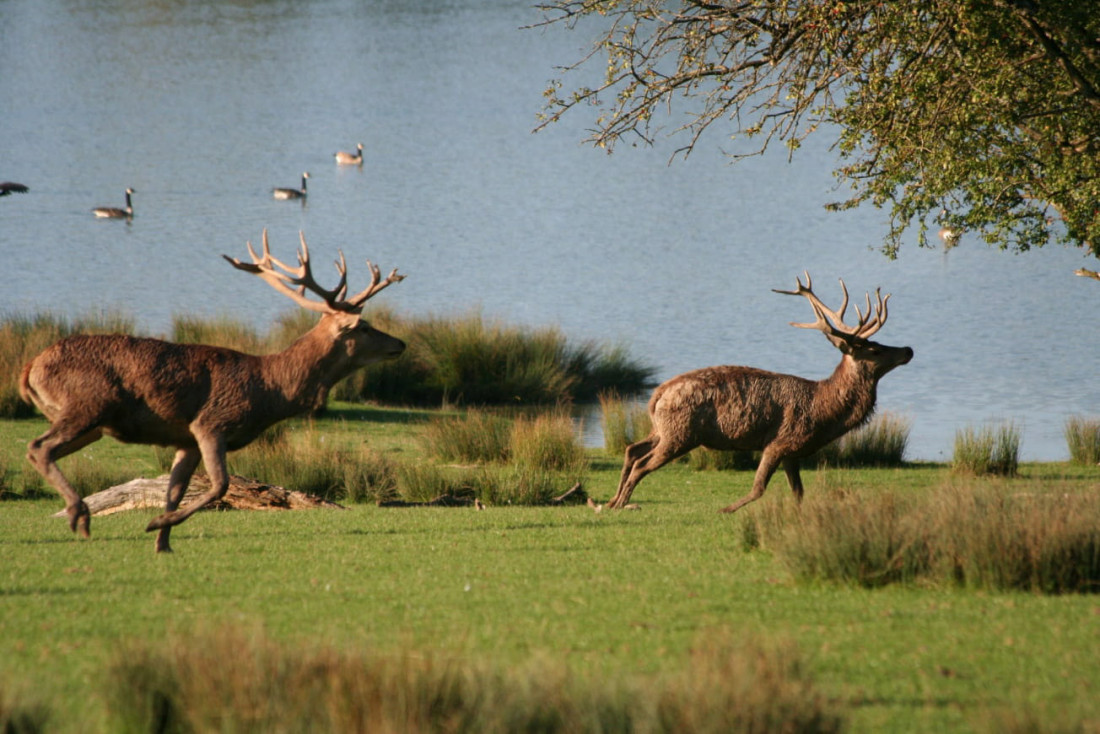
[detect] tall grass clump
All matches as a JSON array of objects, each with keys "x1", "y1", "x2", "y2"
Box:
[
  {"x1": 688, "y1": 448, "x2": 758, "y2": 471},
  {"x1": 420, "y1": 409, "x2": 513, "y2": 464},
  {"x1": 502, "y1": 411, "x2": 588, "y2": 504},
  {"x1": 395, "y1": 463, "x2": 479, "y2": 504},
  {"x1": 171, "y1": 314, "x2": 266, "y2": 353},
  {"x1": 335, "y1": 309, "x2": 655, "y2": 407},
  {"x1": 413, "y1": 312, "x2": 579, "y2": 405},
  {"x1": 414, "y1": 409, "x2": 588, "y2": 505},
  {"x1": 742, "y1": 481, "x2": 1100, "y2": 593},
  {"x1": 953, "y1": 421, "x2": 1021, "y2": 476},
  {"x1": 102, "y1": 627, "x2": 843, "y2": 734},
  {"x1": 929, "y1": 481, "x2": 1100, "y2": 593},
  {"x1": 742, "y1": 489, "x2": 931, "y2": 587},
  {"x1": 598, "y1": 390, "x2": 651, "y2": 456},
  {"x1": 226, "y1": 425, "x2": 401, "y2": 503},
  {"x1": 1065, "y1": 416, "x2": 1100, "y2": 465},
  {"x1": 656, "y1": 634, "x2": 843, "y2": 734},
  {"x1": 816, "y1": 412, "x2": 911, "y2": 467},
  {"x1": 509, "y1": 411, "x2": 587, "y2": 474},
  {"x1": 0, "y1": 311, "x2": 136, "y2": 418},
  {"x1": 340, "y1": 448, "x2": 401, "y2": 504},
  {"x1": 59, "y1": 452, "x2": 143, "y2": 499}
]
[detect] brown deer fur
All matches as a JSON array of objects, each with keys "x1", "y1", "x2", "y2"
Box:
[
  {"x1": 608, "y1": 273, "x2": 913, "y2": 513},
  {"x1": 20, "y1": 231, "x2": 405, "y2": 552}
]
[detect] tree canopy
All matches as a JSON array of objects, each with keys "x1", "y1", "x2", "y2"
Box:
[{"x1": 535, "y1": 1, "x2": 1100, "y2": 259}]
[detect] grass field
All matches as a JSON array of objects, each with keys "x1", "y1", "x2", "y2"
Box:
[{"x1": 2, "y1": 405, "x2": 1099, "y2": 732}]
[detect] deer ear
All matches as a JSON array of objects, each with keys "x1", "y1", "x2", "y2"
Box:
[{"x1": 827, "y1": 334, "x2": 851, "y2": 353}]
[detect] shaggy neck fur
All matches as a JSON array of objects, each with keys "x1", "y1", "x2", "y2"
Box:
[
  {"x1": 261, "y1": 318, "x2": 349, "y2": 413},
  {"x1": 813, "y1": 355, "x2": 879, "y2": 438}
]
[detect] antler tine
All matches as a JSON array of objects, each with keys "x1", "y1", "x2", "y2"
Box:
[
  {"x1": 854, "y1": 288, "x2": 891, "y2": 338},
  {"x1": 332, "y1": 250, "x2": 350, "y2": 302},
  {"x1": 225, "y1": 230, "x2": 397, "y2": 315},
  {"x1": 773, "y1": 272, "x2": 892, "y2": 343},
  {"x1": 223, "y1": 230, "x2": 318, "y2": 308},
  {"x1": 773, "y1": 272, "x2": 848, "y2": 336},
  {"x1": 346, "y1": 260, "x2": 406, "y2": 309}
]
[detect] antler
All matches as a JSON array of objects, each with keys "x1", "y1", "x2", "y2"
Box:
[
  {"x1": 223, "y1": 230, "x2": 404, "y2": 314},
  {"x1": 773, "y1": 271, "x2": 890, "y2": 342}
]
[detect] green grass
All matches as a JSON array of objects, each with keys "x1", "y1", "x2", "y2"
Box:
[{"x1": 2, "y1": 410, "x2": 1100, "y2": 732}]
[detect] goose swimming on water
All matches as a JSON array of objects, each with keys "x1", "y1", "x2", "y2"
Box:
[
  {"x1": 92, "y1": 188, "x2": 135, "y2": 219},
  {"x1": 0, "y1": 182, "x2": 29, "y2": 197},
  {"x1": 334, "y1": 143, "x2": 364, "y2": 166},
  {"x1": 273, "y1": 172, "x2": 309, "y2": 200}
]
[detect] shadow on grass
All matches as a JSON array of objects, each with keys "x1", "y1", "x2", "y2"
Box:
[{"x1": 320, "y1": 404, "x2": 437, "y2": 426}]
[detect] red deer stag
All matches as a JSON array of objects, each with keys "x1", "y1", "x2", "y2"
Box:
[
  {"x1": 607, "y1": 272, "x2": 913, "y2": 513},
  {"x1": 20, "y1": 230, "x2": 406, "y2": 552}
]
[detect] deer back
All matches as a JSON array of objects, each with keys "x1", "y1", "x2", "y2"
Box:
[
  {"x1": 650, "y1": 365, "x2": 819, "y2": 451},
  {"x1": 21, "y1": 334, "x2": 276, "y2": 447}
]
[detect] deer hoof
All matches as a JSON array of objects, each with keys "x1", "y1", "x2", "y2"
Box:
[{"x1": 69, "y1": 503, "x2": 91, "y2": 537}]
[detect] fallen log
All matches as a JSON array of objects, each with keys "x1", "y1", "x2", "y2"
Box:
[
  {"x1": 54, "y1": 474, "x2": 345, "y2": 518},
  {"x1": 548, "y1": 482, "x2": 588, "y2": 505}
]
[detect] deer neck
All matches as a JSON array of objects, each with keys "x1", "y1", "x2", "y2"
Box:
[
  {"x1": 260, "y1": 323, "x2": 349, "y2": 414},
  {"x1": 813, "y1": 354, "x2": 879, "y2": 434}
]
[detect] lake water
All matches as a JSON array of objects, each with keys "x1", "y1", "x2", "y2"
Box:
[{"x1": 1, "y1": 0, "x2": 1097, "y2": 461}]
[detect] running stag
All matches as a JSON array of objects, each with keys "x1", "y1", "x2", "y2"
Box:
[
  {"x1": 21, "y1": 230, "x2": 406, "y2": 552},
  {"x1": 608, "y1": 272, "x2": 913, "y2": 513}
]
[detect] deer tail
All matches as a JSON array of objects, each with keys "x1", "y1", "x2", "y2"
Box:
[{"x1": 18, "y1": 361, "x2": 38, "y2": 406}]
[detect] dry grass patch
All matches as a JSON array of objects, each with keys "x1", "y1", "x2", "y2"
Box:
[
  {"x1": 743, "y1": 480, "x2": 1100, "y2": 593},
  {"x1": 102, "y1": 627, "x2": 843, "y2": 734}
]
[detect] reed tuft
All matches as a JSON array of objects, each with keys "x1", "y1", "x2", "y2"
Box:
[
  {"x1": 952, "y1": 421, "x2": 1020, "y2": 476},
  {"x1": 816, "y1": 411, "x2": 911, "y2": 467},
  {"x1": 1065, "y1": 416, "x2": 1100, "y2": 465},
  {"x1": 742, "y1": 481, "x2": 1100, "y2": 593},
  {"x1": 597, "y1": 390, "x2": 651, "y2": 456},
  {"x1": 102, "y1": 627, "x2": 843, "y2": 734}
]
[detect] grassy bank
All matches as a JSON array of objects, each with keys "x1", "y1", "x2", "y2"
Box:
[{"x1": 2, "y1": 406, "x2": 1100, "y2": 732}]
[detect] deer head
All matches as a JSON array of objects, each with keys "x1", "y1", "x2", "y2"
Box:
[
  {"x1": 223, "y1": 229, "x2": 406, "y2": 369},
  {"x1": 774, "y1": 271, "x2": 913, "y2": 377}
]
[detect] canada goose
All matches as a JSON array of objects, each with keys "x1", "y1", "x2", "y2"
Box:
[
  {"x1": 92, "y1": 188, "x2": 135, "y2": 219},
  {"x1": 273, "y1": 172, "x2": 309, "y2": 200},
  {"x1": 0, "y1": 182, "x2": 29, "y2": 197},
  {"x1": 334, "y1": 143, "x2": 364, "y2": 165}
]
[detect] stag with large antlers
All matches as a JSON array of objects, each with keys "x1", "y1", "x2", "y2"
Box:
[
  {"x1": 607, "y1": 272, "x2": 913, "y2": 513},
  {"x1": 20, "y1": 230, "x2": 406, "y2": 552}
]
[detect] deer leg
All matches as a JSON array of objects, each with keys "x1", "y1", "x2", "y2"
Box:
[
  {"x1": 608, "y1": 437, "x2": 656, "y2": 507},
  {"x1": 25, "y1": 424, "x2": 103, "y2": 537},
  {"x1": 608, "y1": 436, "x2": 689, "y2": 509},
  {"x1": 145, "y1": 434, "x2": 228, "y2": 542},
  {"x1": 153, "y1": 448, "x2": 202, "y2": 553},
  {"x1": 719, "y1": 448, "x2": 782, "y2": 514},
  {"x1": 782, "y1": 458, "x2": 804, "y2": 503}
]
